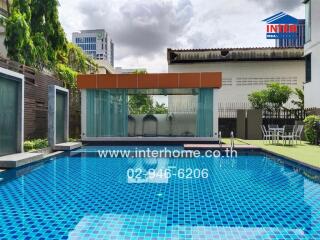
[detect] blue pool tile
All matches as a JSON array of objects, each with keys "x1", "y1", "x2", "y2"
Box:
[{"x1": 0, "y1": 150, "x2": 319, "y2": 239}]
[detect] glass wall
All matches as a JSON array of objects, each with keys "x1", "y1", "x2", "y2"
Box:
[
  {"x1": 56, "y1": 92, "x2": 66, "y2": 144},
  {"x1": 305, "y1": 0, "x2": 311, "y2": 42},
  {"x1": 85, "y1": 88, "x2": 214, "y2": 138},
  {"x1": 196, "y1": 89, "x2": 214, "y2": 137},
  {"x1": 86, "y1": 89, "x2": 128, "y2": 137},
  {"x1": 0, "y1": 76, "x2": 19, "y2": 156}
]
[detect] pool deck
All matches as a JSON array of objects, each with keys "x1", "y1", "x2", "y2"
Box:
[
  {"x1": 184, "y1": 144, "x2": 260, "y2": 150},
  {"x1": 53, "y1": 142, "x2": 82, "y2": 151},
  {"x1": 82, "y1": 137, "x2": 219, "y2": 144},
  {"x1": 0, "y1": 152, "x2": 44, "y2": 168}
]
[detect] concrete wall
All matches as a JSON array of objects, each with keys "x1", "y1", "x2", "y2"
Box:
[
  {"x1": 304, "y1": 0, "x2": 320, "y2": 109},
  {"x1": 128, "y1": 113, "x2": 196, "y2": 137},
  {"x1": 247, "y1": 109, "x2": 262, "y2": 140},
  {"x1": 48, "y1": 85, "x2": 69, "y2": 148},
  {"x1": 168, "y1": 60, "x2": 305, "y2": 110}
]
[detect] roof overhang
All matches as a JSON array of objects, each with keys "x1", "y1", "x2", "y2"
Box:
[
  {"x1": 167, "y1": 48, "x2": 304, "y2": 64},
  {"x1": 77, "y1": 73, "x2": 222, "y2": 89}
]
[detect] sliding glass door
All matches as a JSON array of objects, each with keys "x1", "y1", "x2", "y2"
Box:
[
  {"x1": 0, "y1": 76, "x2": 19, "y2": 156},
  {"x1": 86, "y1": 89, "x2": 128, "y2": 137},
  {"x1": 196, "y1": 89, "x2": 214, "y2": 137}
]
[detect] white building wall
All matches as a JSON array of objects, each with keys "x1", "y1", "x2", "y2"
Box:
[
  {"x1": 168, "y1": 60, "x2": 305, "y2": 111},
  {"x1": 304, "y1": 0, "x2": 320, "y2": 109}
]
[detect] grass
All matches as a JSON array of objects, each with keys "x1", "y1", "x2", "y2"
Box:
[{"x1": 238, "y1": 139, "x2": 320, "y2": 169}]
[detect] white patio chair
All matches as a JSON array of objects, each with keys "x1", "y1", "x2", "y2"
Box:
[
  {"x1": 268, "y1": 124, "x2": 279, "y2": 130},
  {"x1": 294, "y1": 125, "x2": 304, "y2": 144},
  {"x1": 279, "y1": 126, "x2": 294, "y2": 145},
  {"x1": 261, "y1": 125, "x2": 272, "y2": 144}
]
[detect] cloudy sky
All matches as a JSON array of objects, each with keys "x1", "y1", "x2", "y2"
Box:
[{"x1": 58, "y1": 0, "x2": 304, "y2": 73}]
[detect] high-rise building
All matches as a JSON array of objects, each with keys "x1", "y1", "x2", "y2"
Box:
[
  {"x1": 276, "y1": 19, "x2": 305, "y2": 47},
  {"x1": 72, "y1": 29, "x2": 114, "y2": 66}
]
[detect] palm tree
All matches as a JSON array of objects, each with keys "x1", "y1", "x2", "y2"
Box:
[{"x1": 291, "y1": 88, "x2": 304, "y2": 110}]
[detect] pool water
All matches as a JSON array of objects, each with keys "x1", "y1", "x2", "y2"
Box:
[{"x1": 0, "y1": 147, "x2": 320, "y2": 240}]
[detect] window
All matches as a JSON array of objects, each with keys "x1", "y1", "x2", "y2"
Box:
[
  {"x1": 306, "y1": 54, "x2": 312, "y2": 83},
  {"x1": 305, "y1": 0, "x2": 311, "y2": 42},
  {"x1": 0, "y1": 0, "x2": 9, "y2": 16}
]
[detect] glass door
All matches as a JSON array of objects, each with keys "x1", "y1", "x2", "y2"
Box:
[{"x1": 0, "y1": 76, "x2": 19, "y2": 156}]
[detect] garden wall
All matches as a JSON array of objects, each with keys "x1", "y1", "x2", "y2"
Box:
[
  {"x1": 0, "y1": 57, "x2": 67, "y2": 140},
  {"x1": 129, "y1": 113, "x2": 196, "y2": 137}
]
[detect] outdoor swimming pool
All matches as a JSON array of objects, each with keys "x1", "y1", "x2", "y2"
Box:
[{"x1": 0, "y1": 146, "x2": 320, "y2": 240}]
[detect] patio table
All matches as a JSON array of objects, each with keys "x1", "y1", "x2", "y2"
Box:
[{"x1": 269, "y1": 127, "x2": 285, "y2": 144}]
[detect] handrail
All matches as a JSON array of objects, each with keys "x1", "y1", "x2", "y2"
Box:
[
  {"x1": 230, "y1": 131, "x2": 235, "y2": 149},
  {"x1": 218, "y1": 131, "x2": 222, "y2": 147}
]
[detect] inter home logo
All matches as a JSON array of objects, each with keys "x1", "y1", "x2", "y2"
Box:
[{"x1": 263, "y1": 12, "x2": 298, "y2": 39}]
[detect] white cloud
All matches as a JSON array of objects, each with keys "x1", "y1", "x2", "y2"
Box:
[{"x1": 58, "y1": 0, "x2": 304, "y2": 73}]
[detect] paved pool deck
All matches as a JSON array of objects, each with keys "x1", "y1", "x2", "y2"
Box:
[
  {"x1": 184, "y1": 144, "x2": 260, "y2": 150},
  {"x1": 53, "y1": 142, "x2": 82, "y2": 151},
  {"x1": 0, "y1": 153, "x2": 44, "y2": 168}
]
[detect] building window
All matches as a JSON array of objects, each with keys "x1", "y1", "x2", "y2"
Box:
[
  {"x1": 306, "y1": 54, "x2": 312, "y2": 83},
  {"x1": 0, "y1": 0, "x2": 9, "y2": 17},
  {"x1": 305, "y1": 0, "x2": 311, "y2": 42}
]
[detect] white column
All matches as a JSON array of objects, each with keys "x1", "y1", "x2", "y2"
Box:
[{"x1": 213, "y1": 88, "x2": 219, "y2": 140}]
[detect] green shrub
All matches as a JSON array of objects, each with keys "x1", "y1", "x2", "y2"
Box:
[
  {"x1": 68, "y1": 138, "x2": 79, "y2": 142},
  {"x1": 304, "y1": 115, "x2": 320, "y2": 145},
  {"x1": 24, "y1": 139, "x2": 48, "y2": 152},
  {"x1": 24, "y1": 141, "x2": 35, "y2": 152}
]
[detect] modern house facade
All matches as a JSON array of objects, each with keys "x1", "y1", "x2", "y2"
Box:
[
  {"x1": 304, "y1": 0, "x2": 320, "y2": 110},
  {"x1": 77, "y1": 73, "x2": 222, "y2": 141},
  {"x1": 72, "y1": 29, "x2": 114, "y2": 67},
  {"x1": 167, "y1": 47, "x2": 305, "y2": 112}
]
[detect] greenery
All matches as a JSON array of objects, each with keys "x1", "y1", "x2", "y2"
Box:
[
  {"x1": 304, "y1": 115, "x2": 320, "y2": 145},
  {"x1": 128, "y1": 69, "x2": 168, "y2": 115},
  {"x1": 68, "y1": 138, "x2": 79, "y2": 142},
  {"x1": 248, "y1": 82, "x2": 292, "y2": 110},
  {"x1": 24, "y1": 139, "x2": 48, "y2": 152},
  {"x1": 3, "y1": 0, "x2": 97, "y2": 89},
  {"x1": 129, "y1": 95, "x2": 168, "y2": 114},
  {"x1": 291, "y1": 88, "x2": 304, "y2": 110}
]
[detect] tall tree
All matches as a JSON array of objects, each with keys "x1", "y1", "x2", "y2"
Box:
[
  {"x1": 4, "y1": 0, "x2": 34, "y2": 65},
  {"x1": 30, "y1": 0, "x2": 67, "y2": 65},
  {"x1": 4, "y1": 0, "x2": 97, "y2": 88}
]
